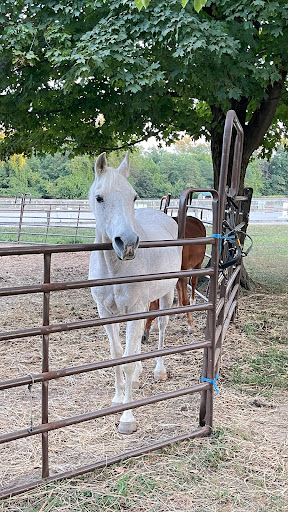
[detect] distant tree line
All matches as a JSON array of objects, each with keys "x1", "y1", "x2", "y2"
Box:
[{"x1": 0, "y1": 142, "x2": 287, "y2": 200}]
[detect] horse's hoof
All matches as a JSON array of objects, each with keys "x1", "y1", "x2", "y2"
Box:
[
  {"x1": 132, "y1": 380, "x2": 140, "y2": 389},
  {"x1": 118, "y1": 420, "x2": 137, "y2": 435},
  {"x1": 154, "y1": 369, "x2": 167, "y2": 381},
  {"x1": 188, "y1": 326, "x2": 197, "y2": 334}
]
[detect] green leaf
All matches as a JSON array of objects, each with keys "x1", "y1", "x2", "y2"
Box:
[
  {"x1": 25, "y1": 51, "x2": 38, "y2": 61},
  {"x1": 194, "y1": 0, "x2": 207, "y2": 13},
  {"x1": 134, "y1": 0, "x2": 150, "y2": 10},
  {"x1": 228, "y1": 87, "x2": 242, "y2": 100},
  {"x1": 182, "y1": 0, "x2": 190, "y2": 7},
  {"x1": 134, "y1": 0, "x2": 143, "y2": 11}
]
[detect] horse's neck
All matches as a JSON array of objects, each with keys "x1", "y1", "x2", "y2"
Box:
[{"x1": 93, "y1": 231, "x2": 122, "y2": 275}]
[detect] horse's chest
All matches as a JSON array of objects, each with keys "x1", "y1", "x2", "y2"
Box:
[
  {"x1": 92, "y1": 285, "x2": 139, "y2": 315},
  {"x1": 89, "y1": 254, "x2": 147, "y2": 314}
]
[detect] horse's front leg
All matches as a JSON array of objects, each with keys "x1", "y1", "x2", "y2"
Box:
[
  {"x1": 97, "y1": 304, "x2": 124, "y2": 406},
  {"x1": 132, "y1": 335, "x2": 143, "y2": 390},
  {"x1": 118, "y1": 317, "x2": 145, "y2": 435}
]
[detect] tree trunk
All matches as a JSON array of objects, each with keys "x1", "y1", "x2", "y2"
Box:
[
  {"x1": 209, "y1": 73, "x2": 287, "y2": 288},
  {"x1": 210, "y1": 71, "x2": 287, "y2": 193},
  {"x1": 239, "y1": 261, "x2": 256, "y2": 290}
]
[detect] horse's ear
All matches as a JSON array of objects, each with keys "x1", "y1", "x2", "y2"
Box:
[
  {"x1": 118, "y1": 151, "x2": 130, "y2": 177},
  {"x1": 95, "y1": 152, "x2": 107, "y2": 176}
]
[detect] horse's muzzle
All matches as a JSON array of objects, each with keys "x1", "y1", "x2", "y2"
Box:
[
  {"x1": 113, "y1": 236, "x2": 139, "y2": 260},
  {"x1": 123, "y1": 244, "x2": 137, "y2": 260}
]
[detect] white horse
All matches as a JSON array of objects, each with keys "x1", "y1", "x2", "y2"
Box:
[{"x1": 89, "y1": 152, "x2": 182, "y2": 434}]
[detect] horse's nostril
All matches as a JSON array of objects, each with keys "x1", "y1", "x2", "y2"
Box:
[{"x1": 114, "y1": 237, "x2": 125, "y2": 252}]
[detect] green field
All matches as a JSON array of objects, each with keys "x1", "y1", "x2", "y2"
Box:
[
  {"x1": 0, "y1": 225, "x2": 95, "y2": 244},
  {"x1": 245, "y1": 224, "x2": 288, "y2": 291}
]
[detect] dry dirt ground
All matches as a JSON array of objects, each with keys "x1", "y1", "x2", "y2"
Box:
[{"x1": 0, "y1": 249, "x2": 287, "y2": 511}]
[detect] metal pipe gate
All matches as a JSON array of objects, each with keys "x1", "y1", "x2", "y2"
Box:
[{"x1": 0, "y1": 111, "x2": 252, "y2": 499}]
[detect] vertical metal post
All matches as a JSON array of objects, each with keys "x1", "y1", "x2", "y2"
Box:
[
  {"x1": 200, "y1": 110, "x2": 244, "y2": 426},
  {"x1": 74, "y1": 205, "x2": 81, "y2": 243},
  {"x1": 17, "y1": 194, "x2": 26, "y2": 243},
  {"x1": 200, "y1": 194, "x2": 220, "y2": 429},
  {"x1": 45, "y1": 205, "x2": 52, "y2": 243},
  {"x1": 42, "y1": 253, "x2": 51, "y2": 478}
]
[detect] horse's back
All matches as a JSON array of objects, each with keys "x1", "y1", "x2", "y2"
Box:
[
  {"x1": 135, "y1": 208, "x2": 178, "y2": 240},
  {"x1": 173, "y1": 215, "x2": 206, "y2": 269},
  {"x1": 173, "y1": 215, "x2": 206, "y2": 238}
]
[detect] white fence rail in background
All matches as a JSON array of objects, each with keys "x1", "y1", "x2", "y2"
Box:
[{"x1": 0, "y1": 195, "x2": 287, "y2": 244}]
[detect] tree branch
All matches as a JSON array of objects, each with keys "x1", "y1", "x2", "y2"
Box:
[
  {"x1": 244, "y1": 69, "x2": 287, "y2": 160},
  {"x1": 81, "y1": 134, "x2": 153, "y2": 153}
]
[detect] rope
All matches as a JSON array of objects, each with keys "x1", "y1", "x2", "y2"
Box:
[{"x1": 212, "y1": 229, "x2": 253, "y2": 261}]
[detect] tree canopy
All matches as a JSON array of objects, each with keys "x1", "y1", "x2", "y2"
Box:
[{"x1": 0, "y1": 0, "x2": 288, "y2": 193}]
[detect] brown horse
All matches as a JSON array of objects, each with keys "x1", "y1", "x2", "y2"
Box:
[{"x1": 143, "y1": 216, "x2": 206, "y2": 340}]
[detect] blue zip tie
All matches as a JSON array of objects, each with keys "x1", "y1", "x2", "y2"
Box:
[
  {"x1": 212, "y1": 234, "x2": 222, "y2": 252},
  {"x1": 212, "y1": 233, "x2": 236, "y2": 252},
  {"x1": 201, "y1": 374, "x2": 220, "y2": 393}
]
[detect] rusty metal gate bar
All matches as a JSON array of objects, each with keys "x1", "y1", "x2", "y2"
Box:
[{"x1": 0, "y1": 110, "x2": 249, "y2": 499}]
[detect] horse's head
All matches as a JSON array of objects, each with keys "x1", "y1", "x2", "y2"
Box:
[{"x1": 89, "y1": 152, "x2": 139, "y2": 260}]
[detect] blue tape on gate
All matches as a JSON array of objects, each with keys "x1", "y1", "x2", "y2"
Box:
[
  {"x1": 201, "y1": 374, "x2": 220, "y2": 393},
  {"x1": 212, "y1": 233, "x2": 222, "y2": 252},
  {"x1": 212, "y1": 233, "x2": 236, "y2": 252}
]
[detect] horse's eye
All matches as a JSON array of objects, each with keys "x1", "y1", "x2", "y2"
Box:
[
  {"x1": 134, "y1": 195, "x2": 138, "y2": 202},
  {"x1": 96, "y1": 195, "x2": 104, "y2": 203}
]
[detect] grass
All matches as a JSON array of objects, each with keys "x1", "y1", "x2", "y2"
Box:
[
  {"x1": 245, "y1": 225, "x2": 288, "y2": 291},
  {"x1": 2, "y1": 426, "x2": 287, "y2": 511},
  {"x1": 224, "y1": 224, "x2": 288, "y2": 398},
  {"x1": 225, "y1": 225, "x2": 288, "y2": 396},
  {"x1": 0, "y1": 226, "x2": 95, "y2": 244},
  {"x1": 229, "y1": 348, "x2": 288, "y2": 394}
]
